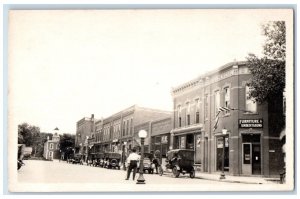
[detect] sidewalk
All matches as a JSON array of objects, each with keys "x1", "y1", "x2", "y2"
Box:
[{"x1": 194, "y1": 171, "x2": 280, "y2": 184}]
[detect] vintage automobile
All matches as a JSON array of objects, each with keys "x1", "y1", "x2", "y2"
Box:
[
  {"x1": 165, "y1": 149, "x2": 195, "y2": 178},
  {"x1": 137, "y1": 152, "x2": 155, "y2": 174},
  {"x1": 93, "y1": 153, "x2": 105, "y2": 167},
  {"x1": 104, "y1": 152, "x2": 121, "y2": 169},
  {"x1": 17, "y1": 144, "x2": 25, "y2": 170},
  {"x1": 72, "y1": 154, "x2": 83, "y2": 164}
]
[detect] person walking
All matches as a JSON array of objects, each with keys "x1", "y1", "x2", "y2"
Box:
[
  {"x1": 125, "y1": 148, "x2": 140, "y2": 180},
  {"x1": 153, "y1": 150, "x2": 162, "y2": 174}
]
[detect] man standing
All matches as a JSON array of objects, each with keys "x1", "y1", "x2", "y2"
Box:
[{"x1": 125, "y1": 148, "x2": 140, "y2": 180}]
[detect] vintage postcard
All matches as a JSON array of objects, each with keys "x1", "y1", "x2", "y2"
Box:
[{"x1": 7, "y1": 8, "x2": 294, "y2": 192}]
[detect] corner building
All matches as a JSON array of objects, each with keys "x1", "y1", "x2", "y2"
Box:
[{"x1": 171, "y1": 61, "x2": 284, "y2": 177}]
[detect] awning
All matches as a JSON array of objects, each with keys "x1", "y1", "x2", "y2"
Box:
[{"x1": 171, "y1": 124, "x2": 203, "y2": 135}]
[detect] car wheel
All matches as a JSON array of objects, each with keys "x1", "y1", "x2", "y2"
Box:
[
  {"x1": 190, "y1": 170, "x2": 195, "y2": 178},
  {"x1": 172, "y1": 167, "x2": 180, "y2": 178},
  {"x1": 159, "y1": 168, "x2": 163, "y2": 176}
]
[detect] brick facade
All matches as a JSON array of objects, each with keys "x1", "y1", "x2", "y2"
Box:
[{"x1": 171, "y1": 61, "x2": 284, "y2": 177}]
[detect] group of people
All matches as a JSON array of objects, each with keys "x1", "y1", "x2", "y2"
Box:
[{"x1": 125, "y1": 148, "x2": 162, "y2": 180}]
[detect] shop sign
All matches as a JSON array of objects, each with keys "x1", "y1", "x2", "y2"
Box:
[
  {"x1": 161, "y1": 136, "x2": 168, "y2": 144},
  {"x1": 239, "y1": 119, "x2": 263, "y2": 128}
]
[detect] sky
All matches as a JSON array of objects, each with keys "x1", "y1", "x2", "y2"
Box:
[{"x1": 8, "y1": 9, "x2": 291, "y2": 134}]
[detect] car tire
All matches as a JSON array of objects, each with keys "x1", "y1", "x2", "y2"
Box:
[
  {"x1": 172, "y1": 167, "x2": 180, "y2": 178},
  {"x1": 190, "y1": 170, "x2": 195, "y2": 178}
]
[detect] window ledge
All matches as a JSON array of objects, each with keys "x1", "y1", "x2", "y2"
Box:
[{"x1": 243, "y1": 112, "x2": 259, "y2": 115}]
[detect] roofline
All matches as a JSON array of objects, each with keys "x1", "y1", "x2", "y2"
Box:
[{"x1": 172, "y1": 61, "x2": 247, "y2": 92}]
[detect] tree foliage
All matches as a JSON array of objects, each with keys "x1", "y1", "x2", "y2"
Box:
[
  {"x1": 246, "y1": 21, "x2": 286, "y2": 103},
  {"x1": 18, "y1": 123, "x2": 40, "y2": 146},
  {"x1": 59, "y1": 133, "x2": 75, "y2": 157}
]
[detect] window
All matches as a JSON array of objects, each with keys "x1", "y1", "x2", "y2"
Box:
[
  {"x1": 204, "y1": 94, "x2": 209, "y2": 119},
  {"x1": 215, "y1": 90, "x2": 220, "y2": 116},
  {"x1": 224, "y1": 87, "x2": 230, "y2": 114},
  {"x1": 187, "y1": 115, "x2": 190, "y2": 126},
  {"x1": 50, "y1": 143, "x2": 53, "y2": 149},
  {"x1": 177, "y1": 105, "x2": 182, "y2": 127},
  {"x1": 195, "y1": 112, "x2": 200, "y2": 124},
  {"x1": 127, "y1": 120, "x2": 130, "y2": 136},
  {"x1": 245, "y1": 86, "x2": 257, "y2": 113},
  {"x1": 195, "y1": 98, "x2": 200, "y2": 124},
  {"x1": 123, "y1": 121, "x2": 126, "y2": 136},
  {"x1": 186, "y1": 102, "x2": 190, "y2": 126},
  {"x1": 130, "y1": 118, "x2": 133, "y2": 135}
]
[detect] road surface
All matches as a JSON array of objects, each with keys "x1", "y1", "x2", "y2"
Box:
[{"x1": 15, "y1": 160, "x2": 261, "y2": 192}]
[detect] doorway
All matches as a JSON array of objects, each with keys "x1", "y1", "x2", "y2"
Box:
[{"x1": 242, "y1": 134, "x2": 261, "y2": 175}]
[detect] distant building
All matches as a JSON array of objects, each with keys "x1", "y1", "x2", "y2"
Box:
[
  {"x1": 43, "y1": 131, "x2": 60, "y2": 160},
  {"x1": 92, "y1": 105, "x2": 171, "y2": 156},
  {"x1": 75, "y1": 114, "x2": 95, "y2": 160}
]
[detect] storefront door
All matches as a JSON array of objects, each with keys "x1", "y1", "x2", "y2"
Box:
[
  {"x1": 242, "y1": 134, "x2": 261, "y2": 175},
  {"x1": 252, "y1": 143, "x2": 261, "y2": 175}
]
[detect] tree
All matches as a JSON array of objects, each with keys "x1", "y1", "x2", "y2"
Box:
[
  {"x1": 18, "y1": 123, "x2": 40, "y2": 146},
  {"x1": 59, "y1": 133, "x2": 75, "y2": 160},
  {"x1": 246, "y1": 21, "x2": 286, "y2": 103},
  {"x1": 246, "y1": 21, "x2": 286, "y2": 173}
]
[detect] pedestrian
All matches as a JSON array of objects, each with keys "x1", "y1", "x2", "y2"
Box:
[
  {"x1": 125, "y1": 148, "x2": 140, "y2": 180},
  {"x1": 153, "y1": 150, "x2": 161, "y2": 174}
]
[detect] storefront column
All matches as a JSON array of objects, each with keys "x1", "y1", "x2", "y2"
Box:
[{"x1": 170, "y1": 132, "x2": 174, "y2": 150}]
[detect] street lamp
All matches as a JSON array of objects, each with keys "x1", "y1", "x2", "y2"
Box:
[
  {"x1": 220, "y1": 128, "x2": 227, "y2": 180},
  {"x1": 136, "y1": 130, "x2": 147, "y2": 184}
]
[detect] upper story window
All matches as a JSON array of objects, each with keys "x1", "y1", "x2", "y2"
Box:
[
  {"x1": 186, "y1": 102, "x2": 190, "y2": 126},
  {"x1": 204, "y1": 94, "x2": 209, "y2": 119},
  {"x1": 177, "y1": 105, "x2": 182, "y2": 127},
  {"x1": 130, "y1": 118, "x2": 133, "y2": 135},
  {"x1": 224, "y1": 87, "x2": 230, "y2": 114},
  {"x1": 123, "y1": 121, "x2": 126, "y2": 136},
  {"x1": 245, "y1": 86, "x2": 257, "y2": 113},
  {"x1": 50, "y1": 143, "x2": 53, "y2": 149},
  {"x1": 215, "y1": 90, "x2": 220, "y2": 117},
  {"x1": 195, "y1": 98, "x2": 200, "y2": 124}
]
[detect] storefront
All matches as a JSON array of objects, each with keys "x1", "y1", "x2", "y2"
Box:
[
  {"x1": 239, "y1": 119, "x2": 263, "y2": 175},
  {"x1": 171, "y1": 125, "x2": 203, "y2": 167},
  {"x1": 151, "y1": 134, "x2": 170, "y2": 157}
]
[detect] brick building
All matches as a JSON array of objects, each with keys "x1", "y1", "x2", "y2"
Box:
[
  {"x1": 171, "y1": 61, "x2": 284, "y2": 177},
  {"x1": 75, "y1": 114, "x2": 95, "y2": 160},
  {"x1": 92, "y1": 105, "x2": 171, "y2": 156}
]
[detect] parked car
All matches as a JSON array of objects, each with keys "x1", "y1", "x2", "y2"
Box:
[
  {"x1": 137, "y1": 152, "x2": 154, "y2": 174},
  {"x1": 165, "y1": 149, "x2": 195, "y2": 178},
  {"x1": 104, "y1": 152, "x2": 121, "y2": 169},
  {"x1": 72, "y1": 154, "x2": 83, "y2": 164},
  {"x1": 17, "y1": 144, "x2": 25, "y2": 170}
]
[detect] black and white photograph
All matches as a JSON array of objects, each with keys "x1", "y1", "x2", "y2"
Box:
[{"x1": 6, "y1": 7, "x2": 294, "y2": 193}]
